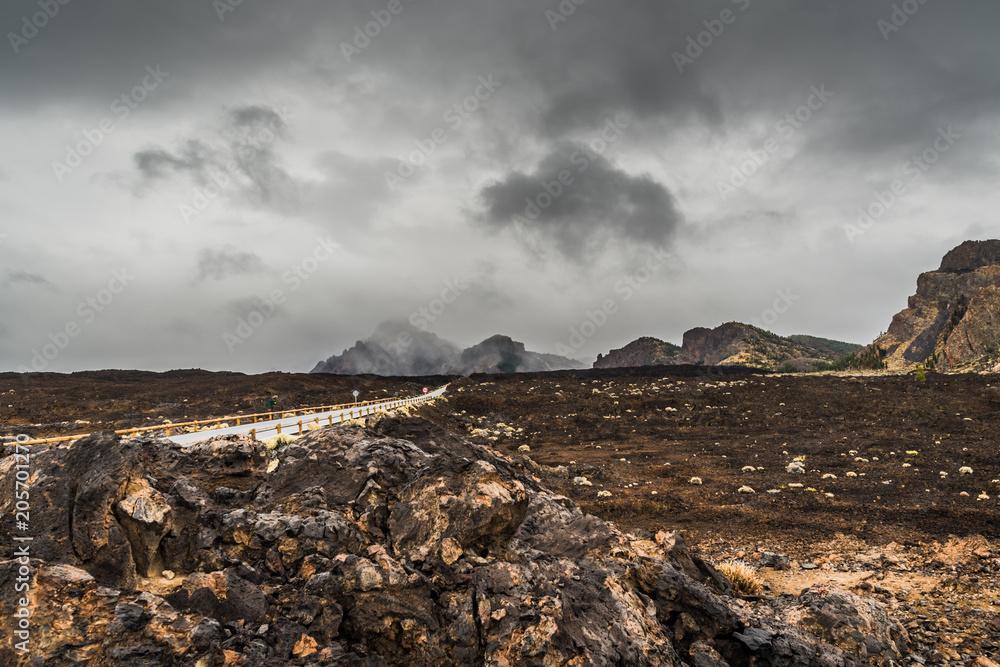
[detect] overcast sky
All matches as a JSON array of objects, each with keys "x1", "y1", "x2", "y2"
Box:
[{"x1": 1, "y1": 0, "x2": 998, "y2": 373}]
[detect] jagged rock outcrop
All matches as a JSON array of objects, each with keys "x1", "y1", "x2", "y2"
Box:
[
  {"x1": 596, "y1": 325, "x2": 859, "y2": 371},
  {"x1": 875, "y1": 240, "x2": 1000, "y2": 372},
  {"x1": 313, "y1": 321, "x2": 585, "y2": 376},
  {"x1": 1, "y1": 419, "x2": 908, "y2": 665},
  {"x1": 595, "y1": 336, "x2": 682, "y2": 368}
]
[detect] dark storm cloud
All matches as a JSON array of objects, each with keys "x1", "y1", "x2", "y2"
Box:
[
  {"x1": 480, "y1": 142, "x2": 682, "y2": 261},
  {"x1": 134, "y1": 140, "x2": 212, "y2": 180},
  {"x1": 3, "y1": 0, "x2": 1000, "y2": 373},
  {"x1": 132, "y1": 104, "x2": 299, "y2": 209},
  {"x1": 194, "y1": 247, "x2": 267, "y2": 284},
  {"x1": 4, "y1": 270, "x2": 56, "y2": 291}
]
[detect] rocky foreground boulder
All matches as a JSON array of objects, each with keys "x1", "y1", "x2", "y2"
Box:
[{"x1": 0, "y1": 418, "x2": 908, "y2": 665}]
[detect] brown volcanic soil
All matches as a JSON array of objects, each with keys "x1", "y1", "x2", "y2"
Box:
[
  {"x1": 0, "y1": 370, "x2": 455, "y2": 439},
  {"x1": 420, "y1": 367, "x2": 1000, "y2": 547},
  {"x1": 414, "y1": 367, "x2": 1000, "y2": 661},
  {"x1": 4, "y1": 365, "x2": 1000, "y2": 660}
]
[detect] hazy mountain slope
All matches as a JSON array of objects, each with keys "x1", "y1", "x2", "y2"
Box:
[
  {"x1": 311, "y1": 321, "x2": 460, "y2": 376},
  {"x1": 312, "y1": 323, "x2": 585, "y2": 376}
]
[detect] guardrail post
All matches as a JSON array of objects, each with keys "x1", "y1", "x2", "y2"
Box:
[
  {"x1": 341, "y1": 413, "x2": 344, "y2": 423},
  {"x1": 277, "y1": 423, "x2": 282, "y2": 435},
  {"x1": 251, "y1": 428, "x2": 256, "y2": 439},
  {"x1": 298, "y1": 420, "x2": 303, "y2": 435}
]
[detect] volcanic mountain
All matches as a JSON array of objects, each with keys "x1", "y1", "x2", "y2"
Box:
[
  {"x1": 595, "y1": 325, "x2": 860, "y2": 371},
  {"x1": 312, "y1": 321, "x2": 585, "y2": 376}
]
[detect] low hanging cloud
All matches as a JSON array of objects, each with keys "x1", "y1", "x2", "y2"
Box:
[
  {"x1": 194, "y1": 247, "x2": 268, "y2": 283},
  {"x1": 479, "y1": 143, "x2": 682, "y2": 261},
  {"x1": 132, "y1": 104, "x2": 300, "y2": 210}
]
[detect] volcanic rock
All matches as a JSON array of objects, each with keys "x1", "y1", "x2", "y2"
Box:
[
  {"x1": 872, "y1": 240, "x2": 1000, "y2": 371},
  {"x1": 0, "y1": 417, "x2": 909, "y2": 665}
]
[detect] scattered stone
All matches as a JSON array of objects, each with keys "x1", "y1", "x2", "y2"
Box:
[{"x1": 758, "y1": 552, "x2": 791, "y2": 570}]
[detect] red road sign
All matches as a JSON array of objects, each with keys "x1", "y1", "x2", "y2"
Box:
[{"x1": 422, "y1": 387, "x2": 429, "y2": 393}]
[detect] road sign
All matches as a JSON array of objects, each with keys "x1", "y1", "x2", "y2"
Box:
[
  {"x1": 352, "y1": 390, "x2": 359, "y2": 397},
  {"x1": 422, "y1": 387, "x2": 428, "y2": 394}
]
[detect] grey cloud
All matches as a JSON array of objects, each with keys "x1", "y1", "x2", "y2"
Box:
[
  {"x1": 4, "y1": 270, "x2": 57, "y2": 291},
  {"x1": 134, "y1": 140, "x2": 213, "y2": 180},
  {"x1": 479, "y1": 143, "x2": 682, "y2": 261},
  {"x1": 3, "y1": 0, "x2": 1000, "y2": 372},
  {"x1": 194, "y1": 247, "x2": 267, "y2": 283},
  {"x1": 132, "y1": 105, "x2": 300, "y2": 210}
]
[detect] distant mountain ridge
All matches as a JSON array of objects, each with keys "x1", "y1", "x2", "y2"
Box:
[
  {"x1": 311, "y1": 322, "x2": 586, "y2": 376},
  {"x1": 595, "y1": 324, "x2": 861, "y2": 372}
]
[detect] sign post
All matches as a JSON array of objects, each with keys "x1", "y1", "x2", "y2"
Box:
[{"x1": 352, "y1": 390, "x2": 359, "y2": 406}]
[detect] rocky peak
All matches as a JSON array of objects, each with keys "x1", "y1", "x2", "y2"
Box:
[
  {"x1": 939, "y1": 239, "x2": 1000, "y2": 273},
  {"x1": 875, "y1": 240, "x2": 1000, "y2": 372},
  {"x1": 594, "y1": 336, "x2": 681, "y2": 369}
]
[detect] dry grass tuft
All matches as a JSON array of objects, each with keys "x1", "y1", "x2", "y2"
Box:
[{"x1": 717, "y1": 560, "x2": 764, "y2": 596}]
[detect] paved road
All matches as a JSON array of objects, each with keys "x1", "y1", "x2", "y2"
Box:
[{"x1": 165, "y1": 385, "x2": 448, "y2": 446}]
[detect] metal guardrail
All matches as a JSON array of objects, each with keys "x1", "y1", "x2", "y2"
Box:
[{"x1": 9, "y1": 387, "x2": 445, "y2": 446}]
